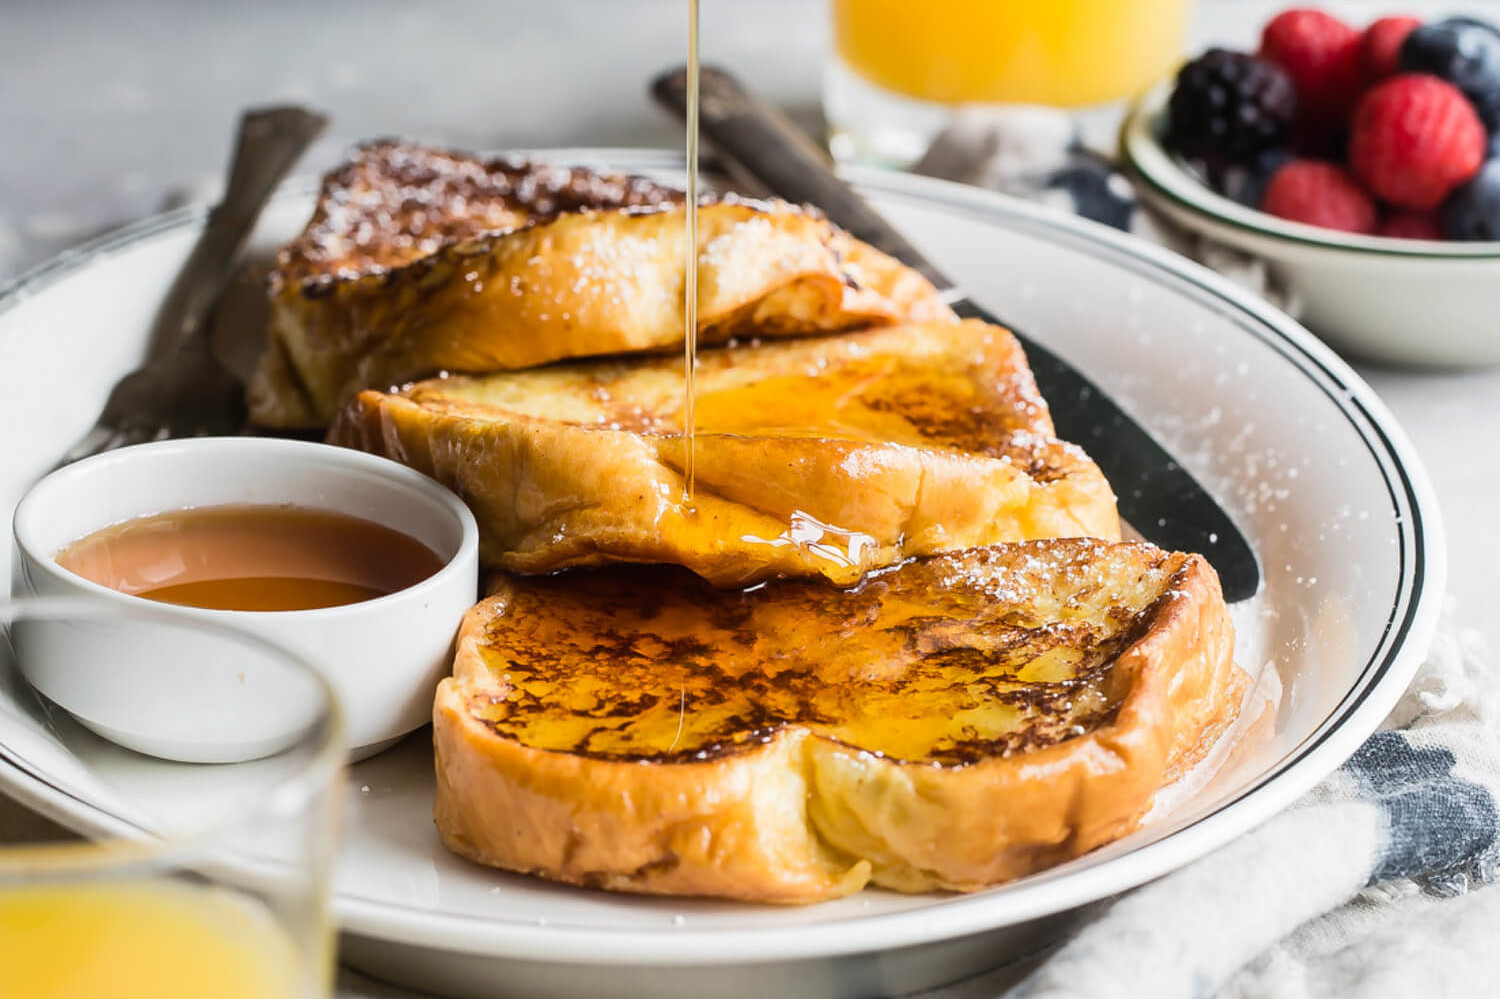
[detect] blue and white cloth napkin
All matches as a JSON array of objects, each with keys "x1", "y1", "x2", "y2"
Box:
[{"x1": 913, "y1": 106, "x2": 1302, "y2": 319}]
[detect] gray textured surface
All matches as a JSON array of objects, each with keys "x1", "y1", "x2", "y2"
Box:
[{"x1": 0, "y1": 0, "x2": 822, "y2": 274}]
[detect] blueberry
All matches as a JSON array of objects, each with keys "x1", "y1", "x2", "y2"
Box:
[
  {"x1": 1436, "y1": 16, "x2": 1500, "y2": 39},
  {"x1": 1441, "y1": 161, "x2": 1500, "y2": 240},
  {"x1": 1401, "y1": 20, "x2": 1500, "y2": 125},
  {"x1": 1221, "y1": 147, "x2": 1294, "y2": 208}
]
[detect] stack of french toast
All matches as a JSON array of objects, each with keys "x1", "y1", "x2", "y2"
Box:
[{"x1": 255, "y1": 141, "x2": 1243, "y2": 904}]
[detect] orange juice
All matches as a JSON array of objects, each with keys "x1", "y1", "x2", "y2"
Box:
[
  {"x1": 832, "y1": 0, "x2": 1193, "y2": 107},
  {"x1": 0, "y1": 880, "x2": 304, "y2": 999}
]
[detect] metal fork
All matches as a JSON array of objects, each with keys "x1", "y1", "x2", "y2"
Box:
[{"x1": 56, "y1": 105, "x2": 328, "y2": 467}]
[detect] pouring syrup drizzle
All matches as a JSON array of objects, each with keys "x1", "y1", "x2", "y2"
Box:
[{"x1": 682, "y1": 0, "x2": 700, "y2": 503}]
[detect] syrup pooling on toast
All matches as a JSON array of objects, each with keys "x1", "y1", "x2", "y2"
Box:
[
  {"x1": 410, "y1": 322, "x2": 1057, "y2": 456},
  {"x1": 471, "y1": 540, "x2": 1186, "y2": 766},
  {"x1": 346, "y1": 321, "x2": 1121, "y2": 587}
]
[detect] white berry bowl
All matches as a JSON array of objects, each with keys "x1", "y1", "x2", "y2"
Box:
[{"x1": 1121, "y1": 83, "x2": 1500, "y2": 369}]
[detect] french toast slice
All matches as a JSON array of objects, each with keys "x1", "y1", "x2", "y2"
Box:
[
  {"x1": 434, "y1": 539, "x2": 1242, "y2": 903},
  {"x1": 251, "y1": 141, "x2": 952, "y2": 428},
  {"x1": 329, "y1": 319, "x2": 1120, "y2": 587}
]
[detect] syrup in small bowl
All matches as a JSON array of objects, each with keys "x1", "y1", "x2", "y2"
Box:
[
  {"x1": 57, "y1": 505, "x2": 444, "y2": 613},
  {"x1": 12, "y1": 437, "x2": 479, "y2": 759}
]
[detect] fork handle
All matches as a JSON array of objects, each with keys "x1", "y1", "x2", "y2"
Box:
[
  {"x1": 651, "y1": 66, "x2": 953, "y2": 292},
  {"x1": 149, "y1": 105, "x2": 328, "y2": 357}
]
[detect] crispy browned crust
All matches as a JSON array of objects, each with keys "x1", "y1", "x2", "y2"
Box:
[
  {"x1": 250, "y1": 143, "x2": 952, "y2": 428},
  {"x1": 432, "y1": 541, "x2": 1241, "y2": 902},
  {"x1": 328, "y1": 320, "x2": 1119, "y2": 586},
  {"x1": 274, "y1": 140, "x2": 681, "y2": 286}
]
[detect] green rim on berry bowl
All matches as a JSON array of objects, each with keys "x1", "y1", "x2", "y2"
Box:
[{"x1": 1120, "y1": 83, "x2": 1500, "y2": 369}]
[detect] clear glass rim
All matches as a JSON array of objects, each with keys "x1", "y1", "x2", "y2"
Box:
[{"x1": 0, "y1": 596, "x2": 345, "y2": 881}]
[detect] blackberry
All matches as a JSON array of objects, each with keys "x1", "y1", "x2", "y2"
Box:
[{"x1": 1166, "y1": 49, "x2": 1298, "y2": 168}]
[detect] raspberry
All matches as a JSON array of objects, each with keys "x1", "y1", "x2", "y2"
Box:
[
  {"x1": 1349, "y1": 74, "x2": 1486, "y2": 210},
  {"x1": 1260, "y1": 9, "x2": 1365, "y2": 123},
  {"x1": 1362, "y1": 16, "x2": 1423, "y2": 82},
  {"x1": 1260, "y1": 160, "x2": 1377, "y2": 233},
  {"x1": 1376, "y1": 210, "x2": 1443, "y2": 240},
  {"x1": 1166, "y1": 50, "x2": 1298, "y2": 166}
]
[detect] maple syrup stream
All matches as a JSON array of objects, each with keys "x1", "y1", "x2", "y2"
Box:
[{"x1": 683, "y1": 0, "x2": 700, "y2": 502}]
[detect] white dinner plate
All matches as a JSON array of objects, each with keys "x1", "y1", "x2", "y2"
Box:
[{"x1": 0, "y1": 151, "x2": 1445, "y2": 999}]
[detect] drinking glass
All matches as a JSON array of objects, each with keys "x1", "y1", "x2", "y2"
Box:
[
  {"x1": 0, "y1": 599, "x2": 344, "y2": 999},
  {"x1": 826, "y1": 0, "x2": 1196, "y2": 165}
]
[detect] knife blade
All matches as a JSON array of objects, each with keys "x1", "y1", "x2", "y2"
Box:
[{"x1": 651, "y1": 66, "x2": 1260, "y2": 602}]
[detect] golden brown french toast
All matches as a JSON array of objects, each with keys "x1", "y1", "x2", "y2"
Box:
[
  {"x1": 275, "y1": 140, "x2": 682, "y2": 284},
  {"x1": 434, "y1": 539, "x2": 1242, "y2": 902},
  {"x1": 329, "y1": 319, "x2": 1119, "y2": 586},
  {"x1": 250, "y1": 142, "x2": 952, "y2": 428}
]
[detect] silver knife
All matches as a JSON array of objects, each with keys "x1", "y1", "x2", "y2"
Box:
[{"x1": 651, "y1": 66, "x2": 1260, "y2": 602}]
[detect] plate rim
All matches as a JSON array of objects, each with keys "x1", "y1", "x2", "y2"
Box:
[{"x1": 0, "y1": 148, "x2": 1446, "y2": 966}]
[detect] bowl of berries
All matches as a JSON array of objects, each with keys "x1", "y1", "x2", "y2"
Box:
[{"x1": 1121, "y1": 8, "x2": 1500, "y2": 367}]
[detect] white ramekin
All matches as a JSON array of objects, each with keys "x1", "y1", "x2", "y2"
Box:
[{"x1": 12, "y1": 437, "x2": 478, "y2": 761}]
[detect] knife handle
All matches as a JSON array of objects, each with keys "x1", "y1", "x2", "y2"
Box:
[
  {"x1": 150, "y1": 105, "x2": 329, "y2": 359},
  {"x1": 650, "y1": 65, "x2": 954, "y2": 293}
]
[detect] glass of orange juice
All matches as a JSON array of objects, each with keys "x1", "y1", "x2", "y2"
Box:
[
  {"x1": 0, "y1": 600, "x2": 344, "y2": 999},
  {"x1": 827, "y1": 0, "x2": 1196, "y2": 165}
]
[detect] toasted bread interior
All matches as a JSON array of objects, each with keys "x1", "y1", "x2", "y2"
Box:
[{"x1": 330, "y1": 321, "x2": 1120, "y2": 585}]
